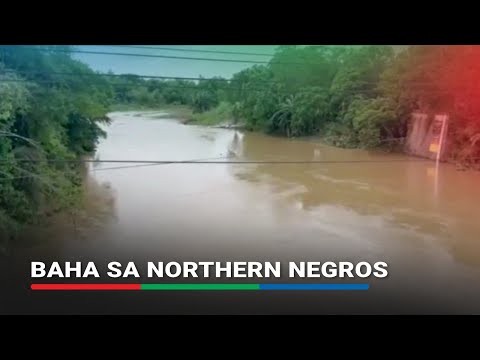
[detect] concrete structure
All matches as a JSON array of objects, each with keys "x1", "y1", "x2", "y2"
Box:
[{"x1": 405, "y1": 113, "x2": 449, "y2": 161}]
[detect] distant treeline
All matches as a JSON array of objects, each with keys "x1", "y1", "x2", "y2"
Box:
[
  {"x1": 108, "y1": 45, "x2": 480, "y2": 160},
  {"x1": 1, "y1": 45, "x2": 480, "y2": 245}
]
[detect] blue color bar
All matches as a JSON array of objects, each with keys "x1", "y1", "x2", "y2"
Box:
[{"x1": 259, "y1": 284, "x2": 369, "y2": 290}]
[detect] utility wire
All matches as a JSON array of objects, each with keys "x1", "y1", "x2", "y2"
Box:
[
  {"x1": 91, "y1": 156, "x2": 229, "y2": 171},
  {"x1": 1, "y1": 156, "x2": 229, "y2": 180},
  {"x1": 0, "y1": 46, "x2": 330, "y2": 66},
  {"x1": 105, "y1": 45, "x2": 276, "y2": 57},
  {"x1": 0, "y1": 157, "x2": 431, "y2": 182},
  {"x1": 0, "y1": 47, "x2": 468, "y2": 90},
  {"x1": 1, "y1": 69, "x2": 235, "y2": 83},
  {"x1": 5, "y1": 159, "x2": 431, "y2": 164}
]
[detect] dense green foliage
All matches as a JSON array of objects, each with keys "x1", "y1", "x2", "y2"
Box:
[
  {"x1": 108, "y1": 45, "x2": 409, "y2": 147},
  {"x1": 228, "y1": 46, "x2": 396, "y2": 145},
  {"x1": 116, "y1": 45, "x2": 480, "y2": 163},
  {"x1": 189, "y1": 102, "x2": 233, "y2": 125},
  {"x1": 2, "y1": 45, "x2": 480, "y2": 246},
  {"x1": 109, "y1": 75, "x2": 226, "y2": 112},
  {"x1": 0, "y1": 46, "x2": 112, "y2": 248}
]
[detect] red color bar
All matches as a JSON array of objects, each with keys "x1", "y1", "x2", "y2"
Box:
[{"x1": 31, "y1": 283, "x2": 141, "y2": 290}]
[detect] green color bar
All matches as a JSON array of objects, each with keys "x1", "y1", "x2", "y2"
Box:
[{"x1": 141, "y1": 283, "x2": 260, "y2": 290}]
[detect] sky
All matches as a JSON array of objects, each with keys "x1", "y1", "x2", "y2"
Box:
[
  {"x1": 74, "y1": 46, "x2": 408, "y2": 79},
  {"x1": 74, "y1": 46, "x2": 280, "y2": 79}
]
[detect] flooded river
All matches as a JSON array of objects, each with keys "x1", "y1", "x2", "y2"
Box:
[{"x1": 4, "y1": 111, "x2": 480, "y2": 314}]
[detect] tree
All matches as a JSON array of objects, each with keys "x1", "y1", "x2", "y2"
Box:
[
  {"x1": 344, "y1": 97, "x2": 397, "y2": 148},
  {"x1": 0, "y1": 45, "x2": 112, "y2": 247}
]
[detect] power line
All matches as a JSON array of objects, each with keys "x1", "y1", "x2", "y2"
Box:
[
  {"x1": 0, "y1": 157, "x2": 433, "y2": 182},
  {"x1": 0, "y1": 46, "x2": 320, "y2": 66},
  {"x1": 5, "y1": 159, "x2": 431, "y2": 164},
  {"x1": 0, "y1": 69, "x2": 258, "y2": 84},
  {"x1": 105, "y1": 45, "x2": 276, "y2": 57},
  {"x1": 1, "y1": 47, "x2": 470, "y2": 91},
  {"x1": 2, "y1": 69, "x2": 232, "y2": 82},
  {"x1": 91, "y1": 156, "x2": 229, "y2": 171},
  {"x1": 1, "y1": 156, "x2": 228, "y2": 180}
]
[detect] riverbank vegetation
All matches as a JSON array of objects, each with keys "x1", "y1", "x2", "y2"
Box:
[
  {"x1": 1, "y1": 45, "x2": 480, "y2": 246},
  {"x1": 187, "y1": 102, "x2": 234, "y2": 125},
  {"x1": 0, "y1": 46, "x2": 112, "y2": 248},
  {"x1": 109, "y1": 45, "x2": 480, "y2": 165}
]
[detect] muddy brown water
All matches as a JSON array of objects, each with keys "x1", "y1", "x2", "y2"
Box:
[{"x1": 3, "y1": 111, "x2": 480, "y2": 314}]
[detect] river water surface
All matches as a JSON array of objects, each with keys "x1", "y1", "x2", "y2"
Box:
[{"x1": 5, "y1": 111, "x2": 480, "y2": 314}]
